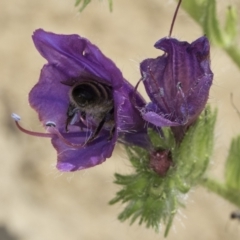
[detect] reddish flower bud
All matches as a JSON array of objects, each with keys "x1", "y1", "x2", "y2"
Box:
[{"x1": 149, "y1": 149, "x2": 173, "y2": 177}]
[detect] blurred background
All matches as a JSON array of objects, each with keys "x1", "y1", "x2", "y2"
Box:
[{"x1": 1, "y1": 0, "x2": 240, "y2": 239}]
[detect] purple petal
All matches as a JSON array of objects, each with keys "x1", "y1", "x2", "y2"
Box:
[
  {"x1": 140, "y1": 36, "x2": 213, "y2": 127},
  {"x1": 33, "y1": 29, "x2": 123, "y2": 88},
  {"x1": 142, "y1": 111, "x2": 180, "y2": 127},
  {"x1": 29, "y1": 64, "x2": 69, "y2": 129},
  {"x1": 114, "y1": 83, "x2": 145, "y2": 131},
  {"x1": 52, "y1": 133, "x2": 115, "y2": 171}
]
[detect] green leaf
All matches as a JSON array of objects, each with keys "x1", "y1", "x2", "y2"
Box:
[
  {"x1": 180, "y1": 0, "x2": 205, "y2": 24},
  {"x1": 224, "y1": 6, "x2": 238, "y2": 45},
  {"x1": 180, "y1": 0, "x2": 240, "y2": 68},
  {"x1": 108, "y1": 0, "x2": 113, "y2": 12},
  {"x1": 176, "y1": 107, "x2": 217, "y2": 185},
  {"x1": 200, "y1": 131, "x2": 240, "y2": 209},
  {"x1": 75, "y1": 0, "x2": 113, "y2": 12},
  {"x1": 202, "y1": 0, "x2": 224, "y2": 46},
  {"x1": 75, "y1": 0, "x2": 81, "y2": 6},
  {"x1": 110, "y1": 107, "x2": 217, "y2": 236},
  {"x1": 225, "y1": 136, "x2": 240, "y2": 190},
  {"x1": 201, "y1": 178, "x2": 240, "y2": 208},
  {"x1": 75, "y1": 0, "x2": 91, "y2": 12}
]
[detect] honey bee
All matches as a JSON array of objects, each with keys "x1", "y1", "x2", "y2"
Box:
[{"x1": 65, "y1": 79, "x2": 115, "y2": 143}]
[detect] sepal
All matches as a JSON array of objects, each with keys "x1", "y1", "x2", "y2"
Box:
[{"x1": 110, "y1": 106, "x2": 217, "y2": 236}]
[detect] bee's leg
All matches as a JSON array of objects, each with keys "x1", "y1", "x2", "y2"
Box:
[
  {"x1": 65, "y1": 118, "x2": 71, "y2": 132},
  {"x1": 108, "y1": 126, "x2": 115, "y2": 141},
  {"x1": 107, "y1": 108, "x2": 115, "y2": 140},
  {"x1": 86, "y1": 107, "x2": 114, "y2": 143},
  {"x1": 79, "y1": 112, "x2": 87, "y2": 130},
  {"x1": 86, "y1": 116, "x2": 106, "y2": 143},
  {"x1": 80, "y1": 111, "x2": 86, "y2": 120},
  {"x1": 65, "y1": 115, "x2": 73, "y2": 133},
  {"x1": 65, "y1": 104, "x2": 78, "y2": 132}
]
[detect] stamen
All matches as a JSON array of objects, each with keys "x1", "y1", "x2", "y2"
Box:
[
  {"x1": 47, "y1": 126, "x2": 86, "y2": 149},
  {"x1": 132, "y1": 77, "x2": 144, "y2": 109},
  {"x1": 168, "y1": 0, "x2": 182, "y2": 37},
  {"x1": 11, "y1": 113, "x2": 53, "y2": 138},
  {"x1": 11, "y1": 113, "x2": 86, "y2": 149}
]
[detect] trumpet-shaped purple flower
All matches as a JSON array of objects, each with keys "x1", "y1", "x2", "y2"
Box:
[
  {"x1": 139, "y1": 36, "x2": 213, "y2": 135},
  {"x1": 13, "y1": 29, "x2": 151, "y2": 171}
]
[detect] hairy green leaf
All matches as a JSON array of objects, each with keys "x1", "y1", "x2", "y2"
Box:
[
  {"x1": 224, "y1": 6, "x2": 238, "y2": 45},
  {"x1": 75, "y1": 0, "x2": 91, "y2": 12},
  {"x1": 225, "y1": 136, "x2": 240, "y2": 190},
  {"x1": 75, "y1": 0, "x2": 113, "y2": 12}
]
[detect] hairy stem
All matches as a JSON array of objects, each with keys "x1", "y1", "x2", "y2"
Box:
[
  {"x1": 200, "y1": 178, "x2": 240, "y2": 208},
  {"x1": 225, "y1": 45, "x2": 240, "y2": 69}
]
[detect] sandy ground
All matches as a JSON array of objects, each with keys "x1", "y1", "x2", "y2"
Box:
[{"x1": 1, "y1": 0, "x2": 240, "y2": 239}]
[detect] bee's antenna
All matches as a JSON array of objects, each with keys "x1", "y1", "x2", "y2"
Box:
[{"x1": 168, "y1": 0, "x2": 182, "y2": 38}]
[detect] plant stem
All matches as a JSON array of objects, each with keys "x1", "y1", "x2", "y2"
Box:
[
  {"x1": 225, "y1": 45, "x2": 240, "y2": 69},
  {"x1": 200, "y1": 178, "x2": 240, "y2": 208}
]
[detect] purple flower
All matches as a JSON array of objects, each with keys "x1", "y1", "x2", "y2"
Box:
[
  {"x1": 13, "y1": 29, "x2": 151, "y2": 171},
  {"x1": 139, "y1": 36, "x2": 213, "y2": 137}
]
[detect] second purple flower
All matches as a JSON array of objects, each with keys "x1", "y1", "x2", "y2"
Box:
[{"x1": 139, "y1": 36, "x2": 213, "y2": 139}]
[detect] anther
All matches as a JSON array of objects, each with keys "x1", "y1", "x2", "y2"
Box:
[
  {"x1": 11, "y1": 113, "x2": 21, "y2": 122},
  {"x1": 45, "y1": 121, "x2": 56, "y2": 127},
  {"x1": 177, "y1": 82, "x2": 185, "y2": 98},
  {"x1": 159, "y1": 88, "x2": 164, "y2": 97}
]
